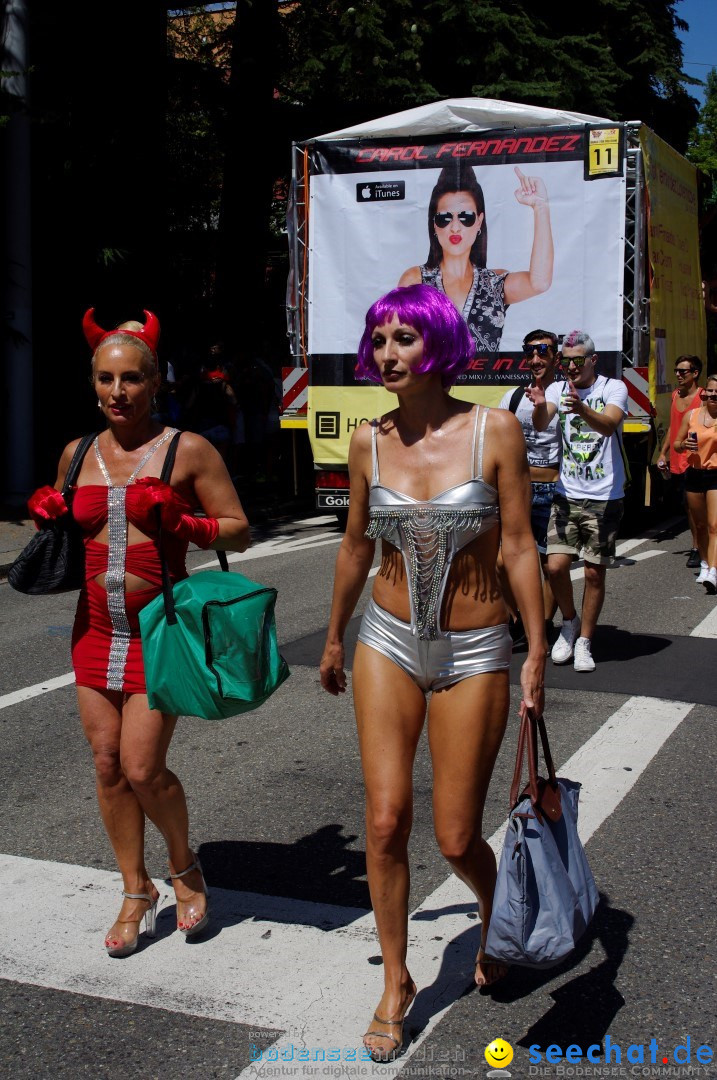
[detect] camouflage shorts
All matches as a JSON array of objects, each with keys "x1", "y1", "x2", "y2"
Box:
[{"x1": 546, "y1": 494, "x2": 624, "y2": 566}]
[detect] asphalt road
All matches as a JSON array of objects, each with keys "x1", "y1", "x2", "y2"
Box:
[{"x1": 0, "y1": 510, "x2": 715, "y2": 1080}]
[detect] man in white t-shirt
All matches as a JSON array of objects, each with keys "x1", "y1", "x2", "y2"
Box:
[
  {"x1": 498, "y1": 329, "x2": 561, "y2": 643},
  {"x1": 527, "y1": 330, "x2": 628, "y2": 672}
]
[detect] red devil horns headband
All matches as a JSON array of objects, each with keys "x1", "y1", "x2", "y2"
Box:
[{"x1": 82, "y1": 308, "x2": 161, "y2": 358}]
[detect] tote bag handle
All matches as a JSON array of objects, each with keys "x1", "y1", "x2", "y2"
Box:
[
  {"x1": 155, "y1": 431, "x2": 228, "y2": 626},
  {"x1": 509, "y1": 705, "x2": 562, "y2": 823}
]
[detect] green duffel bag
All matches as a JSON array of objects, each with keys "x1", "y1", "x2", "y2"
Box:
[{"x1": 139, "y1": 568, "x2": 290, "y2": 720}]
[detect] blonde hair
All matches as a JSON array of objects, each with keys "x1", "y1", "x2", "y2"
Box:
[{"x1": 92, "y1": 332, "x2": 159, "y2": 379}]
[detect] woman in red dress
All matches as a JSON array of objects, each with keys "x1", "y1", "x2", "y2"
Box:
[{"x1": 27, "y1": 310, "x2": 250, "y2": 956}]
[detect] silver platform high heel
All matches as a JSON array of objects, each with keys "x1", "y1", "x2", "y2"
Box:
[
  {"x1": 170, "y1": 854, "x2": 210, "y2": 937},
  {"x1": 105, "y1": 891, "x2": 158, "y2": 958}
]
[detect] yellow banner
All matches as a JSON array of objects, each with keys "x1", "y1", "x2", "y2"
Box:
[
  {"x1": 308, "y1": 385, "x2": 511, "y2": 465},
  {"x1": 641, "y1": 127, "x2": 706, "y2": 422}
]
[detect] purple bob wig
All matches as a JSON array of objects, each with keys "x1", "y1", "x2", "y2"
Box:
[{"x1": 355, "y1": 285, "x2": 474, "y2": 388}]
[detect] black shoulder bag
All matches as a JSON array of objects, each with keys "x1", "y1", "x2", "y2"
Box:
[{"x1": 8, "y1": 433, "x2": 98, "y2": 595}]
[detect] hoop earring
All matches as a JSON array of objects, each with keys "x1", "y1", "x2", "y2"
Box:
[
  {"x1": 97, "y1": 400, "x2": 102, "y2": 409},
  {"x1": 477, "y1": 226, "x2": 482, "y2": 236},
  {"x1": 152, "y1": 396, "x2": 158, "y2": 411}
]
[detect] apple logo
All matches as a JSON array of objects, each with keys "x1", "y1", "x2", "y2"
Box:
[{"x1": 361, "y1": 186, "x2": 372, "y2": 200}]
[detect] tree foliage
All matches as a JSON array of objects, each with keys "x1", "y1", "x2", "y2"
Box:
[
  {"x1": 688, "y1": 68, "x2": 717, "y2": 204},
  {"x1": 278, "y1": 0, "x2": 699, "y2": 149},
  {"x1": 687, "y1": 67, "x2": 717, "y2": 322},
  {"x1": 278, "y1": 0, "x2": 434, "y2": 121}
]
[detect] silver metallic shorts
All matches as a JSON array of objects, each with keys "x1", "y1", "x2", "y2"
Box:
[{"x1": 357, "y1": 599, "x2": 512, "y2": 692}]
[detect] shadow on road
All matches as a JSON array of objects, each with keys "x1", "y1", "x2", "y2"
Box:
[
  {"x1": 196, "y1": 824, "x2": 372, "y2": 925},
  {"x1": 511, "y1": 893, "x2": 634, "y2": 1055},
  {"x1": 593, "y1": 626, "x2": 670, "y2": 663}
]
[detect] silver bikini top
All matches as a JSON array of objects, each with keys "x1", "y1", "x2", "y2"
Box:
[{"x1": 366, "y1": 406, "x2": 499, "y2": 640}]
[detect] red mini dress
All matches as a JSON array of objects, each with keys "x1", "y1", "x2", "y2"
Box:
[{"x1": 71, "y1": 484, "x2": 189, "y2": 695}]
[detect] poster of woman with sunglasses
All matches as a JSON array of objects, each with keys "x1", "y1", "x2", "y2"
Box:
[
  {"x1": 306, "y1": 130, "x2": 628, "y2": 383},
  {"x1": 398, "y1": 162, "x2": 553, "y2": 355}
]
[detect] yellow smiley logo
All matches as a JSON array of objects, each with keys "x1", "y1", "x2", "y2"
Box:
[{"x1": 485, "y1": 1039, "x2": 514, "y2": 1069}]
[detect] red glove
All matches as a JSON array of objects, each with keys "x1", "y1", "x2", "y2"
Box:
[
  {"x1": 28, "y1": 486, "x2": 69, "y2": 528},
  {"x1": 133, "y1": 477, "x2": 219, "y2": 548}
]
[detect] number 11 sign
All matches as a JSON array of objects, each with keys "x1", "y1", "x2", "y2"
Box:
[{"x1": 586, "y1": 126, "x2": 624, "y2": 180}]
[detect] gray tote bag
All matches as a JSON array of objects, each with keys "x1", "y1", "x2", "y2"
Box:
[{"x1": 485, "y1": 707, "x2": 599, "y2": 968}]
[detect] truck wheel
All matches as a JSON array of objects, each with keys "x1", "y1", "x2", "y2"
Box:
[{"x1": 335, "y1": 508, "x2": 349, "y2": 531}]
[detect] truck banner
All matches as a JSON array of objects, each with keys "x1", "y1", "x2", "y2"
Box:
[{"x1": 307, "y1": 126, "x2": 626, "y2": 374}]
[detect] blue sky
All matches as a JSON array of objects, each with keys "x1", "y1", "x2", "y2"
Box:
[{"x1": 677, "y1": 0, "x2": 716, "y2": 108}]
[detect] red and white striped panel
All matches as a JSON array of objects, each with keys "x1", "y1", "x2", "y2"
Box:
[
  {"x1": 623, "y1": 366, "x2": 654, "y2": 418},
  {"x1": 281, "y1": 367, "x2": 308, "y2": 415}
]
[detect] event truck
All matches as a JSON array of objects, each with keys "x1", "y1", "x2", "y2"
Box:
[{"x1": 281, "y1": 97, "x2": 707, "y2": 523}]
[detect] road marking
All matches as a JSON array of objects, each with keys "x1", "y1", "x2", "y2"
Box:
[
  {"x1": 0, "y1": 695, "x2": 692, "y2": 1077},
  {"x1": 613, "y1": 549, "x2": 665, "y2": 565},
  {"x1": 193, "y1": 533, "x2": 342, "y2": 570},
  {"x1": 0, "y1": 672, "x2": 75, "y2": 711},
  {"x1": 690, "y1": 605, "x2": 717, "y2": 638},
  {"x1": 614, "y1": 537, "x2": 650, "y2": 556},
  {"x1": 568, "y1": 537, "x2": 662, "y2": 579},
  {"x1": 293, "y1": 515, "x2": 338, "y2": 527}
]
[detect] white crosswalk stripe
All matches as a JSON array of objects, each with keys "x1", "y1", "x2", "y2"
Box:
[{"x1": 193, "y1": 533, "x2": 343, "y2": 570}]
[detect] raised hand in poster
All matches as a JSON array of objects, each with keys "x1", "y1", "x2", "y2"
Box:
[{"x1": 398, "y1": 163, "x2": 553, "y2": 355}]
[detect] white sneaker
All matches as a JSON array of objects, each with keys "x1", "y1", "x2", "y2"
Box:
[
  {"x1": 696, "y1": 562, "x2": 709, "y2": 584},
  {"x1": 551, "y1": 614, "x2": 581, "y2": 664},
  {"x1": 573, "y1": 636, "x2": 596, "y2": 672},
  {"x1": 705, "y1": 568, "x2": 717, "y2": 595}
]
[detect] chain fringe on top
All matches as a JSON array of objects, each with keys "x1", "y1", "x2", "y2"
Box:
[{"x1": 366, "y1": 505, "x2": 498, "y2": 640}]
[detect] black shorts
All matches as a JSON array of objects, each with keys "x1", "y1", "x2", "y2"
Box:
[
  {"x1": 684, "y1": 467, "x2": 717, "y2": 494},
  {"x1": 670, "y1": 472, "x2": 687, "y2": 497}
]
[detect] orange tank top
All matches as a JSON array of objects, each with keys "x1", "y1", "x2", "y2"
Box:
[
  {"x1": 686, "y1": 408, "x2": 717, "y2": 470},
  {"x1": 670, "y1": 387, "x2": 702, "y2": 475}
]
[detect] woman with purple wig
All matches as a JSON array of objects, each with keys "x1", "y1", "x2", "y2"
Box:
[{"x1": 319, "y1": 285, "x2": 546, "y2": 1060}]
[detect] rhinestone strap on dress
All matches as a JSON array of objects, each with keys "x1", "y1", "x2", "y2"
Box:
[{"x1": 94, "y1": 430, "x2": 178, "y2": 690}]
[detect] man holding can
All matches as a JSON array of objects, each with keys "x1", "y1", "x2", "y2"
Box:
[
  {"x1": 526, "y1": 329, "x2": 628, "y2": 672},
  {"x1": 498, "y1": 329, "x2": 561, "y2": 645}
]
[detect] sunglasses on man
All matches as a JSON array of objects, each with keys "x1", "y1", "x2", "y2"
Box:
[
  {"x1": 433, "y1": 211, "x2": 477, "y2": 229},
  {"x1": 522, "y1": 343, "x2": 555, "y2": 359},
  {"x1": 559, "y1": 354, "x2": 593, "y2": 369},
  {"x1": 675, "y1": 367, "x2": 696, "y2": 376}
]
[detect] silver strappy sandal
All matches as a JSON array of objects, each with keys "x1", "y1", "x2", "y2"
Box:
[
  {"x1": 104, "y1": 890, "x2": 158, "y2": 957},
  {"x1": 170, "y1": 854, "x2": 210, "y2": 937},
  {"x1": 363, "y1": 1011, "x2": 409, "y2": 1063}
]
